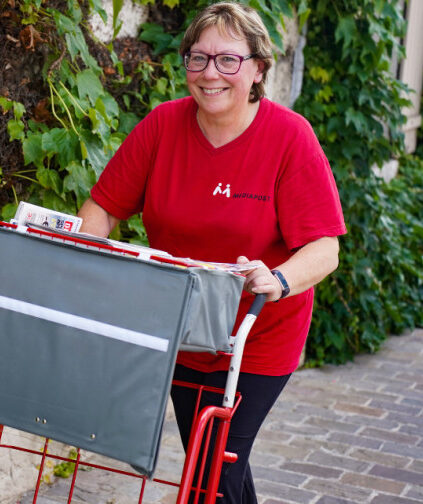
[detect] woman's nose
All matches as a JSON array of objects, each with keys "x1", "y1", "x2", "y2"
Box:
[{"x1": 203, "y1": 57, "x2": 220, "y2": 78}]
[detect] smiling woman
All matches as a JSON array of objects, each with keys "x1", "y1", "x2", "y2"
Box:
[
  {"x1": 179, "y1": 3, "x2": 272, "y2": 148},
  {"x1": 183, "y1": 24, "x2": 263, "y2": 146},
  {"x1": 77, "y1": 2, "x2": 347, "y2": 503}
]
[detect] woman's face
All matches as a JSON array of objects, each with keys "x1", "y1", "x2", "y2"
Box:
[{"x1": 186, "y1": 25, "x2": 264, "y2": 121}]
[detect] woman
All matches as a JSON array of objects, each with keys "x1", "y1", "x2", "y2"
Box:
[{"x1": 78, "y1": 2, "x2": 346, "y2": 502}]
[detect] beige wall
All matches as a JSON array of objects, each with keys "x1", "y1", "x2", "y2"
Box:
[
  {"x1": 265, "y1": 16, "x2": 300, "y2": 107},
  {"x1": 400, "y1": 0, "x2": 423, "y2": 153}
]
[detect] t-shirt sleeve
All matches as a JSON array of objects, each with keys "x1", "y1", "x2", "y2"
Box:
[
  {"x1": 90, "y1": 109, "x2": 159, "y2": 220},
  {"x1": 276, "y1": 125, "x2": 347, "y2": 250}
]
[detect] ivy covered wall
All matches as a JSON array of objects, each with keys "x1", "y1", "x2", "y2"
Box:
[{"x1": 293, "y1": 0, "x2": 423, "y2": 365}]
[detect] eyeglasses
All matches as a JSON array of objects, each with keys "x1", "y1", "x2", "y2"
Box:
[{"x1": 183, "y1": 51, "x2": 256, "y2": 75}]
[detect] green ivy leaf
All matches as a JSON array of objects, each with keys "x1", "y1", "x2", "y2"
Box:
[
  {"x1": 88, "y1": 0, "x2": 107, "y2": 23},
  {"x1": 23, "y1": 133, "x2": 44, "y2": 168},
  {"x1": 108, "y1": 133, "x2": 125, "y2": 153},
  {"x1": 79, "y1": 130, "x2": 111, "y2": 179},
  {"x1": 50, "y1": 10, "x2": 75, "y2": 34},
  {"x1": 65, "y1": 28, "x2": 100, "y2": 71},
  {"x1": 36, "y1": 166, "x2": 63, "y2": 195},
  {"x1": 80, "y1": 139, "x2": 88, "y2": 160},
  {"x1": 13, "y1": 102, "x2": 26, "y2": 120},
  {"x1": 99, "y1": 94, "x2": 119, "y2": 119},
  {"x1": 345, "y1": 107, "x2": 367, "y2": 133},
  {"x1": 1, "y1": 203, "x2": 18, "y2": 222},
  {"x1": 0, "y1": 96, "x2": 14, "y2": 112},
  {"x1": 309, "y1": 66, "x2": 330, "y2": 84},
  {"x1": 139, "y1": 23, "x2": 173, "y2": 55},
  {"x1": 41, "y1": 128, "x2": 79, "y2": 167},
  {"x1": 296, "y1": 0, "x2": 310, "y2": 30},
  {"x1": 149, "y1": 96, "x2": 164, "y2": 110},
  {"x1": 118, "y1": 112, "x2": 139, "y2": 135},
  {"x1": 112, "y1": 0, "x2": 124, "y2": 39},
  {"x1": 67, "y1": 0, "x2": 82, "y2": 23},
  {"x1": 335, "y1": 16, "x2": 357, "y2": 53},
  {"x1": 88, "y1": 107, "x2": 111, "y2": 143},
  {"x1": 155, "y1": 77, "x2": 168, "y2": 95},
  {"x1": 41, "y1": 190, "x2": 76, "y2": 214},
  {"x1": 7, "y1": 119, "x2": 25, "y2": 141},
  {"x1": 127, "y1": 214, "x2": 149, "y2": 246},
  {"x1": 76, "y1": 69, "x2": 104, "y2": 106},
  {"x1": 63, "y1": 162, "x2": 96, "y2": 207}
]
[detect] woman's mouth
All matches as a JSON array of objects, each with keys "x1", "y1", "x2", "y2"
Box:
[{"x1": 201, "y1": 87, "x2": 226, "y2": 96}]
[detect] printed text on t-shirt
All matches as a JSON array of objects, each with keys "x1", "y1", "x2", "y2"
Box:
[
  {"x1": 232, "y1": 192, "x2": 271, "y2": 202},
  {"x1": 213, "y1": 183, "x2": 270, "y2": 202}
]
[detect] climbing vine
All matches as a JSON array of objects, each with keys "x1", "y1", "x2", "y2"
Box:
[{"x1": 294, "y1": 0, "x2": 423, "y2": 365}]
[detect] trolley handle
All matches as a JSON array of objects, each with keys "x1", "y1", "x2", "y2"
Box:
[
  {"x1": 223, "y1": 293, "x2": 267, "y2": 409},
  {"x1": 247, "y1": 293, "x2": 266, "y2": 317}
]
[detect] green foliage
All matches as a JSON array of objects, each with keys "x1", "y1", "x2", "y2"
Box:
[
  {"x1": 295, "y1": 0, "x2": 422, "y2": 365},
  {"x1": 0, "y1": 97, "x2": 26, "y2": 142},
  {"x1": 0, "y1": 0, "x2": 194, "y2": 242},
  {"x1": 53, "y1": 449, "x2": 78, "y2": 478}
]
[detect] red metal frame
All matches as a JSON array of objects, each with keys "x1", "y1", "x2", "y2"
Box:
[{"x1": 0, "y1": 380, "x2": 242, "y2": 504}]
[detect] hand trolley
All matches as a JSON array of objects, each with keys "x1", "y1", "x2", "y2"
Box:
[{"x1": 0, "y1": 221, "x2": 265, "y2": 503}]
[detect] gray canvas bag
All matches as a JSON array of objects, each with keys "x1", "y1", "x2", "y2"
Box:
[{"x1": 0, "y1": 226, "x2": 243, "y2": 476}]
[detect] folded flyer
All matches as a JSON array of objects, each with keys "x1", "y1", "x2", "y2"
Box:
[{"x1": 13, "y1": 202, "x2": 82, "y2": 233}]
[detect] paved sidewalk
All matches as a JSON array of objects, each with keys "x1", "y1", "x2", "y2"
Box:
[{"x1": 16, "y1": 328, "x2": 423, "y2": 504}]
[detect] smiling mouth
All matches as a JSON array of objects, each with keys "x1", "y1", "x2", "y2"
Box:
[{"x1": 201, "y1": 87, "x2": 226, "y2": 95}]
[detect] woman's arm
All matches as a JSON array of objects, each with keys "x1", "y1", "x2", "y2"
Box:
[
  {"x1": 77, "y1": 197, "x2": 120, "y2": 237},
  {"x1": 238, "y1": 236, "x2": 340, "y2": 302}
]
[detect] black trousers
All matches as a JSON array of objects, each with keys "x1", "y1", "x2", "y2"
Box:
[{"x1": 171, "y1": 364, "x2": 291, "y2": 503}]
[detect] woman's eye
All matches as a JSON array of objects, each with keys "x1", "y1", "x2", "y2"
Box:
[
  {"x1": 220, "y1": 56, "x2": 237, "y2": 64},
  {"x1": 192, "y1": 55, "x2": 207, "y2": 63}
]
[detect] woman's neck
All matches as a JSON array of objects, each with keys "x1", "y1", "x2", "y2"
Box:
[{"x1": 197, "y1": 101, "x2": 260, "y2": 148}]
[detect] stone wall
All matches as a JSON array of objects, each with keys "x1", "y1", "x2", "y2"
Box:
[
  {"x1": 266, "y1": 16, "x2": 302, "y2": 107},
  {"x1": 0, "y1": 427, "x2": 72, "y2": 503},
  {"x1": 89, "y1": 0, "x2": 148, "y2": 43}
]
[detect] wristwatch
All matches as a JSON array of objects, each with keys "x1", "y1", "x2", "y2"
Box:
[{"x1": 271, "y1": 270, "x2": 290, "y2": 300}]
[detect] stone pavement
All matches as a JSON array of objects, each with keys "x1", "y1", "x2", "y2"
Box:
[{"x1": 12, "y1": 328, "x2": 423, "y2": 504}]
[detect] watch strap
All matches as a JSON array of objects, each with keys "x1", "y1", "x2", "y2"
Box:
[{"x1": 271, "y1": 269, "x2": 290, "y2": 300}]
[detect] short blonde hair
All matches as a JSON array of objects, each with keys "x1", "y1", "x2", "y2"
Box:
[{"x1": 180, "y1": 2, "x2": 273, "y2": 102}]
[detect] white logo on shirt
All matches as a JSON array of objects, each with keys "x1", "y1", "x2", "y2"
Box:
[{"x1": 213, "y1": 183, "x2": 231, "y2": 198}]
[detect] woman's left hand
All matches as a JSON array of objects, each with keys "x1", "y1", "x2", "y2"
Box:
[
  {"x1": 237, "y1": 237, "x2": 340, "y2": 303},
  {"x1": 237, "y1": 256, "x2": 282, "y2": 302}
]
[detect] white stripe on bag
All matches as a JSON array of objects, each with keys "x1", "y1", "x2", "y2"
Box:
[{"x1": 0, "y1": 295, "x2": 169, "y2": 352}]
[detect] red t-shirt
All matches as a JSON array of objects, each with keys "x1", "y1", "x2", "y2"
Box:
[{"x1": 91, "y1": 96, "x2": 346, "y2": 375}]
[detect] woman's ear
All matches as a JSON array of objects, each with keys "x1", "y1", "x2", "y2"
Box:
[{"x1": 254, "y1": 60, "x2": 265, "y2": 83}]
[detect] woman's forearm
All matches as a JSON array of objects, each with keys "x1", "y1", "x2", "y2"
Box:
[
  {"x1": 239, "y1": 236, "x2": 340, "y2": 302},
  {"x1": 275, "y1": 236, "x2": 339, "y2": 297},
  {"x1": 77, "y1": 197, "x2": 120, "y2": 237}
]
